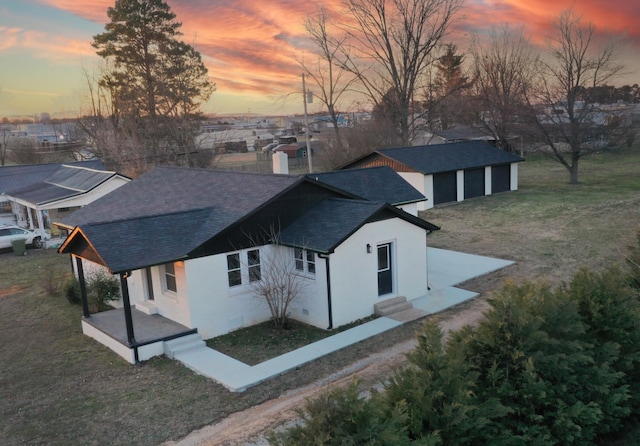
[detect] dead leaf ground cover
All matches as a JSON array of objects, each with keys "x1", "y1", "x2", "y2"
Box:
[{"x1": 0, "y1": 147, "x2": 639, "y2": 445}]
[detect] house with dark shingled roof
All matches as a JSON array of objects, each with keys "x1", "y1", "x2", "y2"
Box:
[
  {"x1": 56, "y1": 166, "x2": 438, "y2": 364},
  {"x1": 0, "y1": 160, "x2": 129, "y2": 239},
  {"x1": 341, "y1": 141, "x2": 524, "y2": 210}
]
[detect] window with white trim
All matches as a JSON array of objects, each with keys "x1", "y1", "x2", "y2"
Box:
[
  {"x1": 0, "y1": 200, "x2": 11, "y2": 214},
  {"x1": 227, "y1": 253, "x2": 242, "y2": 287},
  {"x1": 227, "y1": 249, "x2": 262, "y2": 287},
  {"x1": 248, "y1": 249, "x2": 261, "y2": 282},
  {"x1": 164, "y1": 262, "x2": 177, "y2": 293},
  {"x1": 294, "y1": 248, "x2": 315, "y2": 275}
]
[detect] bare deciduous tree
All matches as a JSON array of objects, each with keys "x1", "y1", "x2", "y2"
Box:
[
  {"x1": 340, "y1": 0, "x2": 463, "y2": 145},
  {"x1": 530, "y1": 8, "x2": 625, "y2": 184},
  {"x1": 249, "y1": 231, "x2": 308, "y2": 330},
  {"x1": 302, "y1": 6, "x2": 358, "y2": 150},
  {"x1": 470, "y1": 26, "x2": 539, "y2": 152},
  {"x1": 0, "y1": 126, "x2": 9, "y2": 166}
]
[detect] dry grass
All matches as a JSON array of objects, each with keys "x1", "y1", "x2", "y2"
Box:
[{"x1": 0, "y1": 147, "x2": 639, "y2": 445}]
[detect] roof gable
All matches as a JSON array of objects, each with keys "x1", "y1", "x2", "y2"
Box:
[
  {"x1": 307, "y1": 166, "x2": 425, "y2": 205},
  {"x1": 279, "y1": 198, "x2": 438, "y2": 253},
  {"x1": 60, "y1": 208, "x2": 215, "y2": 273}
]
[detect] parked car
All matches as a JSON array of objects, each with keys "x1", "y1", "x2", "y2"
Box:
[
  {"x1": 0, "y1": 225, "x2": 47, "y2": 250},
  {"x1": 261, "y1": 142, "x2": 279, "y2": 153}
]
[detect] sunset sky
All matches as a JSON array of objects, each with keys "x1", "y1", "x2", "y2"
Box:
[{"x1": 0, "y1": 0, "x2": 638, "y2": 118}]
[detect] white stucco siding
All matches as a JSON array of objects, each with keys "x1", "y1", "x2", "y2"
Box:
[
  {"x1": 287, "y1": 253, "x2": 330, "y2": 330},
  {"x1": 328, "y1": 218, "x2": 428, "y2": 327},
  {"x1": 148, "y1": 262, "x2": 191, "y2": 327},
  {"x1": 184, "y1": 248, "x2": 290, "y2": 339}
]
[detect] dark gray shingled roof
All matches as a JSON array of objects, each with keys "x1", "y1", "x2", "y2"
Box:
[
  {"x1": 60, "y1": 166, "x2": 439, "y2": 272},
  {"x1": 376, "y1": 141, "x2": 523, "y2": 174},
  {"x1": 60, "y1": 166, "x2": 301, "y2": 229},
  {"x1": 0, "y1": 160, "x2": 105, "y2": 194},
  {"x1": 279, "y1": 198, "x2": 438, "y2": 254},
  {"x1": 79, "y1": 208, "x2": 215, "y2": 272},
  {"x1": 307, "y1": 166, "x2": 426, "y2": 205},
  {"x1": 8, "y1": 165, "x2": 121, "y2": 205},
  {"x1": 59, "y1": 167, "x2": 304, "y2": 272}
]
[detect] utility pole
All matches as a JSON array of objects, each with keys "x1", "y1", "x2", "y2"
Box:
[{"x1": 302, "y1": 73, "x2": 313, "y2": 173}]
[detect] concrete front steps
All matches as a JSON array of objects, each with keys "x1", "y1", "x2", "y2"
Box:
[
  {"x1": 374, "y1": 296, "x2": 428, "y2": 323},
  {"x1": 164, "y1": 333, "x2": 206, "y2": 359},
  {"x1": 374, "y1": 296, "x2": 412, "y2": 316}
]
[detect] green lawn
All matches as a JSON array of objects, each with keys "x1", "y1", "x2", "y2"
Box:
[
  {"x1": 0, "y1": 147, "x2": 639, "y2": 445},
  {"x1": 206, "y1": 317, "x2": 375, "y2": 365}
]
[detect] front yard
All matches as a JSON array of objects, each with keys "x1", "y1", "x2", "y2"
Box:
[{"x1": 1, "y1": 147, "x2": 639, "y2": 445}]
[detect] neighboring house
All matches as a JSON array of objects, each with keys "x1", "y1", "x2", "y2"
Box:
[
  {"x1": 307, "y1": 166, "x2": 427, "y2": 216},
  {"x1": 2, "y1": 163, "x2": 129, "y2": 240},
  {"x1": 416, "y1": 125, "x2": 495, "y2": 146},
  {"x1": 341, "y1": 141, "x2": 524, "y2": 210},
  {"x1": 0, "y1": 160, "x2": 106, "y2": 228},
  {"x1": 56, "y1": 166, "x2": 438, "y2": 364}
]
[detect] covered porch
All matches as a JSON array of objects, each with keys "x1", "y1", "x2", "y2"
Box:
[{"x1": 82, "y1": 306, "x2": 196, "y2": 364}]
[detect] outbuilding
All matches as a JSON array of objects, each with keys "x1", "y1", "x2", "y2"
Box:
[{"x1": 341, "y1": 141, "x2": 524, "y2": 210}]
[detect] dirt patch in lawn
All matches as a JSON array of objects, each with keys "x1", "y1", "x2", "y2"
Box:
[
  {"x1": 1, "y1": 149, "x2": 639, "y2": 446},
  {"x1": 0, "y1": 285, "x2": 21, "y2": 299}
]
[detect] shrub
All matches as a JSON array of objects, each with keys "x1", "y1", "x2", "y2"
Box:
[
  {"x1": 87, "y1": 269, "x2": 120, "y2": 313},
  {"x1": 268, "y1": 380, "x2": 411, "y2": 445},
  {"x1": 64, "y1": 277, "x2": 81, "y2": 305}
]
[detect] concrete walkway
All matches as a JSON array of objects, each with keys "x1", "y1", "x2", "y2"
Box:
[{"x1": 169, "y1": 248, "x2": 514, "y2": 392}]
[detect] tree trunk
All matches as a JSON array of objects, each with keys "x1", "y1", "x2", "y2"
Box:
[{"x1": 569, "y1": 158, "x2": 579, "y2": 184}]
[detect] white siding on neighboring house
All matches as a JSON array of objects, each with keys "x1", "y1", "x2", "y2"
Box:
[
  {"x1": 484, "y1": 166, "x2": 492, "y2": 196},
  {"x1": 397, "y1": 172, "x2": 432, "y2": 211},
  {"x1": 397, "y1": 202, "x2": 419, "y2": 216},
  {"x1": 510, "y1": 163, "x2": 519, "y2": 191},
  {"x1": 40, "y1": 177, "x2": 130, "y2": 209}
]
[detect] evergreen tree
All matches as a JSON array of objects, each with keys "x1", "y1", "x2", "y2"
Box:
[
  {"x1": 90, "y1": 0, "x2": 215, "y2": 175},
  {"x1": 453, "y1": 281, "x2": 628, "y2": 445},
  {"x1": 384, "y1": 321, "x2": 510, "y2": 445},
  {"x1": 559, "y1": 267, "x2": 640, "y2": 427},
  {"x1": 268, "y1": 380, "x2": 410, "y2": 445},
  {"x1": 425, "y1": 44, "x2": 472, "y2": 131}
]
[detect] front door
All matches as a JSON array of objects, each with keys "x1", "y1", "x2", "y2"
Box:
[{"x1": 377, "y1": 243, "x2": 393, "y2": 296}]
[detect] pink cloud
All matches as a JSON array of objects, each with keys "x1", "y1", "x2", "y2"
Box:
[{"x1": 34, "y1": 0, "x2": 640, "y2": 105}]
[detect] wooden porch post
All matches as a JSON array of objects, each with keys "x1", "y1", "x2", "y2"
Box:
[
  {"x1": 75, "y1": 256, "x2": 90, "y2": 318},
  {"x1": 120, "y1": 272, "x2": 136, "y2": 347}
]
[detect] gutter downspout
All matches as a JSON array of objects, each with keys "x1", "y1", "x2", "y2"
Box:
[{"x1": 318, "y1": 253, "x2": 333, "y2": 330}]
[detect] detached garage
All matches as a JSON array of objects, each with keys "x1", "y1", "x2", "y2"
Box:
[{"x1": 341, "y1": 141, "x2": 524, "y2": 210}]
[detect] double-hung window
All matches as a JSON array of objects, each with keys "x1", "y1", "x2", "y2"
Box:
[
  {"x1": 227, "y1": 253, "x2": 242, "y2": 287},
  {"x1": 227, "y1": 249, "x2": 262, "y2": 287},
  {"x1": 164, "y1": 262, "x2": 177, "y2": 293},
  {"x1": 294, "y1": 248, "x2": 315, "y2": 275},
  {"x1": 248, "y1": 249, "x2": 261, "y2": 282}
]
